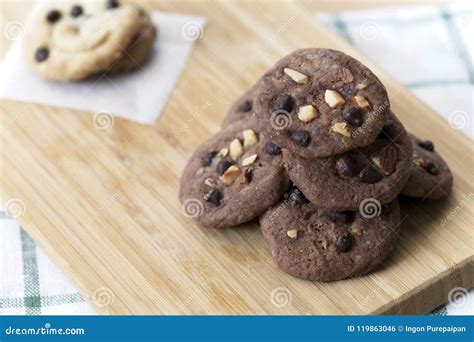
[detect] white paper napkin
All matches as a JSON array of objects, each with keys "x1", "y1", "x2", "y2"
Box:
[{"x1": 0, "y1": 12, "x2": 206, "y2": 125}]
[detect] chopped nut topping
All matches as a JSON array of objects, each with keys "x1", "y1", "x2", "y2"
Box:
[
  {"x1": 317, "y1": 238, "x2": 328, "y2": 250},
  {"x1": 219, "y1": 148, "x2": 229, "y2": 157},
  {"x1": 356, "y1": 81, "x2": 368, "y2": 90},
  {"x1": 243, "y1": 129, "x2": 258, "y2": 147},
  {"x1": 375, "y1": 146, "x2": 398, "y2": 175},
  {"x1": 297, "y1": 105, "x2": 318, "y2": 123},
  {"x1": 220, "y1": 165, "x2": 241, "y2": 184},
  {"x1": 354, "y1": 95, "x2": 370, "y2": 108},
  {"x1": 242, "y1": 154, "x2": 258, "y2": 166},
  {"x1": 324, "y1": 90, "x2": 345, "y2": 108},
  {"x1": 287, "y1": 229, "x2": 298, "y2": 239},
  {"x1": 284, "y1": 68, "x2": 308, "y2": 84},
  {"x1": 229, "y1": 138, "x2": 243, "y2": 161},
  {"x1": 331, "y1": 122, "x2": 351, "y2": 137},
  {"x1": 352, "y1": 226, "x2": 363, "y2": 236},
  {"x1": 372, "y1": 156, "x2": 383, "y2": 170},
  {"x1": 204, "y1": 178, "x2": 216, "y2": 187},
  {"x1": 414, "y1": 158, "x2": 425, "y2": 168}
]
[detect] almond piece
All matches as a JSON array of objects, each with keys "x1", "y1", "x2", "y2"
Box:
[
  {"x1": 354, "y1": 95, "x2": 370, "y2": 109},
  {"x1": 220, "y1": 165, "x2": 241, "y2": 184},
  {"x1": 287, "y1": 229, "x2": 298, "y2": 239},
  {"x1": 325, "y1": 90, "x2": 345, "y2": 108},
  {"x1": 352, "y1": 226, "x2": 363, "y2": 236},
  {"x1": 229, "y1": 139, "x2": 243, "y2": 161},
  {"x1": 204, "y1": 178, "x2": 216, "y2": 187},
  {"x1": 331, "y1": 122, "x2": 351, "y2": 137},
  {"x1": 297, "y1": 105, "x2": 318, "y2": 123},
  {"x1": 284, "y1": 68, "x2": 308, "y2": 84},
  {"x1": 242, "y1": 154, "x2": 258, "y2": 166},
  {"x1": 243, "y1": 129, "x2": 258, "y2": 147},
  {"x1": 219, "y1": 148, "x2": 229, "y2": 157}
]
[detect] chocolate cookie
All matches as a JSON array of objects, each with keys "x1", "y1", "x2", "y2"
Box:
[
  {"x1": 254, "y1": 48, "x2": 390, "y2": 158},
  {"x1": 401, "y1": 133, "x2": 453, "y2": 199},
  {"x1": 107, "y1": 6, "x2": 156, "y2": 75},
  {"x1": 221, "y1": 86, "x2": 257, "y2": 127},
  {"x1": 23, "y1": 0, "x2": 142, "y2": 81},
  {"x1": 283, "y1": 113, "x2": 412, "y2": 209},
  {"x1": 260, "y1": 197, "x2": 401, "y2": 281},
  {"x1": 179, "y1": 119, "x2": 290, "y2": 228}
]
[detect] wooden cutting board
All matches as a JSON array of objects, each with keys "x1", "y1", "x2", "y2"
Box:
[{"x1": 1, "y1": 0, "x2": 472, "y2": 315}]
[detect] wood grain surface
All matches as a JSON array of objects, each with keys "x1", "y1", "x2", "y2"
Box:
[{"x1": 1, "y1": 0, "x2": 472, "y2": 315}]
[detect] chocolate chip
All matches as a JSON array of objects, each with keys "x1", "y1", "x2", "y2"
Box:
[
  {"x1": 238, "y1": 100, "x2": 252, "y2": 112},
  {"x1": 265, "y1": 141, "x2": 281, "y2": 156},
  {"x1": 46, "y1": 9, "x2": 61, "y2": 23},
  {"x1": 334, "y1": 232, "x2": 353, "y2": 253},
  {"x1": 288, "y1": 186, "x2": 308, "y2": 204},
  {"x1": 290, "y1": 131, "x2": 311, "y2": 147},
  {"x1": 341, "y1": 85, "x2": 356, "y2": 96},
  {"x1": 418, "y1": 140, "x2": 434, "y2": 152},
  {"x1": 34, "y1": 47, "x2": 49, "y2": 62},
  {"x1": 106, "y1": 0, "x2": 119, "y2": 9},
  {"x1": 342, "y1": 107, "x2": 363, "y2": 127},
  {"x1": 204, "y1": 189, "x2": 222, "y2": 206},
  {"x1": 216, "y1": 160, "x2": 233, "y2": 175},
  {"x1": 424, "y1": 160, "x2": 439, "y2": 175},
  {"x1": 359, "y1": 166, "x2": 383, "y2": 184},
  {"x1": 70, "y1": 5, "x2": 83, "y2": 17},
  {"x1": 330, "y1": 211, "x2": 355, "y2": 224},
  {"x1": 378, "y1": 120, "x2": 396, "y2": 139},
  {"x1": 273, "y1": 95, "x2": 293, "y2": 113},
  {"x1": 335, "y1": 156, "x2": 358, "y2": 178},
  {"x1": 243, "y1": 168, "x2": 253, "y2": 183},
  {"x1": 202, "y1": 151, "x2": 217, "y2": 167}
]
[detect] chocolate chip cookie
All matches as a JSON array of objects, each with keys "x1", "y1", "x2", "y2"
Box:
[
  {"x1": 221, "y1": 86, "x2": 257, "y2": 127},
  {"x1": 179, "y1": 119, "x2": 289, "y2": 228},
  {"x1": 283, "y1": 113, "x2": 412, "y2": 209},
  {"x1": 107, "y1": 6, "x2": 156, "y2": 75},
  {"x1": 401, "y1": 133, "x2": 453, "y2": 199},
  {"x1": 260, "y1": 196, "x2": 401, "y2": 281},
  {"x1": 23, "y1": 0, "x2": 142, "y2": 81},
  {"x1": 254, "y1": 48, "x2": 390, "y2": 158}
]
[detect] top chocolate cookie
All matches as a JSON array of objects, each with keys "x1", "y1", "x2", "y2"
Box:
[
  {"x1": 254, "y1": 49, "x2": 390, "y2": 158},
  {"x1": 23, "y1": 0, "x2": 142, "y2": 81}
]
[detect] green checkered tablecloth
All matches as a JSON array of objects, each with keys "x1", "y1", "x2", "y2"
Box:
[{"x1": 1, "y1": 2, "x2": 473, "y2": 315}]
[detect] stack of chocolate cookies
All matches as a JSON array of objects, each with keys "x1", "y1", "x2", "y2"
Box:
[{"x1": 179, "y1": 48, "x2": 453, "y2": 282}]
